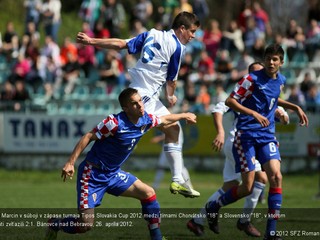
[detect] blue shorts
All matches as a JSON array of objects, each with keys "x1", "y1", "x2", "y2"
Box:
[
  {"x1": 76, "y1": 160, "x2": 137, "y2": 209},
  {"x1": 233, "y1": 130, "x2": 281, "y2": 173}
]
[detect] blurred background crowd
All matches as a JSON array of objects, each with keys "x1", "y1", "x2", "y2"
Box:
[{"x1": 0, "y1": 0, "x2": 320, "y2": 115}]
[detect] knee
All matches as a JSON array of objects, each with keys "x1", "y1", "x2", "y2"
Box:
[
  {"x1": 143, "y1": 186, "x2": 156, "y2": 200},
  {"x1": 255, "y1": 172, "x2": 268, "y2": 184},
  {"x1": 268, "y1": 171, "x2": 282, "y2": 187}
]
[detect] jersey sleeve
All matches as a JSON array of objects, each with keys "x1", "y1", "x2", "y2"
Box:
[
  {"x1": 126, "y1": 31, "x2": 149, "y2": 55},
  {"x1": 211, "y1": 101, "x2": 230, "y2": 115},
  {"x1": 148, "y1": 114, "x2": 161, "y2": 128},
  {"x1": 93, "y1": 114, "x2": 118, "y2": 139},
  {"x1": 230, "y1": 74, "x2": 254, "y2": 100},
  {"x1": 167, "y1": 34, "x2": 183, "y2": 81}
]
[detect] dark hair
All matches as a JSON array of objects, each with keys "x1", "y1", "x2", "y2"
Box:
[
  {"x1": 172, "y1": 11, "x2": 200, "y2": 30},
  {"x1": 264, "y1": 43, "x2": 285, "y2": 61},
  {"x1": 118, "y1": 88, "x2": 138, "y2": 108},
  {"x1": 248, "y1": 61, "x2": 264, "y2": 73}
]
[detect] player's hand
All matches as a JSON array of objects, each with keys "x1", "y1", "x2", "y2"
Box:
[
  {"x1": 275, "y1": 108, "x2": 289, "y2": 125},
  {"x1": 61, "y1": 162, "x2": 75, "y2": 182},
  {"x1": 252, "y1": 112, "x2": 270, "y2": 127},
  {"x1": 296, "y1": 106, "x2": 309, "y2": 127},
  {"x1": 212, "y1": 133, "x2": 225, "y2": 152},
  {"x1": 184, "y1": 112, "x2": 197, "y2": 124},
  {"x1": 167, "y1": 95, "x2": 177, "y2": 107},
  {"x1": 76, "y1": 32, "x2": 91, "y2": 45}
]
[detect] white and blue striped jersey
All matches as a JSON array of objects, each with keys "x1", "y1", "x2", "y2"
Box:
[
  {"x1": 126, "y1": 28, "x2": 186, "y2": 98},
  {"x1": 86, "y1": 111, "x2": 161, "y2": 173}
]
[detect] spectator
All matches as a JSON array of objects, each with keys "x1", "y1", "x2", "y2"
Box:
[
  {"x1": 130, "y1": 19, "x2": 148, "y2": 38},
  {"x1": 2, "y1": 21, "x2": 19, "y2": 60},
  {"x1": 24, "y1": 0, "x2": 42, "y2": 31},
  {"x1": 9, "y1": 53, "x2": 32, "y2": 84},
  {"x1": 203, "y1": 19, "x2": 222, "y2": 61},
  {"x1": 93, "y1": 20, "x2": 110, "y2": 39},
  {"x1": 189, "y1": 49, "x2": 216, "y2": 84},
  {"x1": 60, "y1": 37, "x2": 78, "y2": 67},
  {"x1": 243, "y1": 16, "x2": 262, "y2": 54},
  {"x1": 25, "y1": 21, "x2": 41, "y2": 43},
  {"x1": 100, "y1": 0, "x2": 126, "y2": 37},
  {"x1": 191, "y1": 0, "x2": 209, "y2": 27},
  {"x1": 305, "y1": 83, "x2": 320, "y2": 113},
  {"x1": 132, "y1": 0, "x2": 153, "y2": 28},
  {"x1": 78, "y1": 0, "x2": 102, "y2": 30},
  {"x1": 41, "y1": 0, "x2": 62, "y2": 42},
  {"x1": 211, "y1": 82, "x2": 228, "y2": 105},
  {"x1": 286, "y1": 84, "x2": 306, "y2": 110},
  {"x1": 59, "y1": 52, "x2": 81, "y2": 95},
  {"x1": 251, "y1": 38, "x2": 265, "y2": 61},
  {"x1": 77, "y1": 41, "x2": 96, "y2": 78},
  {"x1": 221, "y1": 20, "x2": 244, "y2": 57},
  {"x1": 252, "y1": 1, "x2": 271, "y2": 39},
  {"x1": 157, "y1": 0, "x2": 179, "y2": 29},
  {"x1": 195, "y1": 84, "x2": 211, "y2": 114},
  {"x1": 0, "y1": 80, "x2": 15, "y2": 104},
  {"x1": 12, "y1": 80, "x2": 31, "y2": 111},
  {"x1": 305, "y1": 19, "x2": 320, "y2": 60},
  {"x1": 98, "y1": 49, "x2": 124, "y2": 88},
  {"x1": 300, "y1": 71, "x2": 315, "y2": 98}
]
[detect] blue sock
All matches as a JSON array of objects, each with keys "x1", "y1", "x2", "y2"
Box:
[
  {"x1": 208, "y1": 186, "x2": 239, "y2": 212},
  {"x1": 266, "y1": 187, "x2": 282, "y2": 236},
  {"x1": 141, "y1": 194, "x2": 162, "y2": 240}
]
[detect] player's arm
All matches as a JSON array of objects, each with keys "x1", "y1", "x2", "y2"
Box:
[
  {"x1": 275, "y1": 106, "x2": 289, "y2": 125},
  {"x1": 225, "y1": 96, "x2": 270, "y2": 127},
  {"x1": 211, "y1": 102, "x2": 229, "y2": 152},
  {"x1": 159, "y1": 112, "x2": 196, "y2": 126},
  {"x1": 166, "y1": 80, "x2": 177, "y2": 107},
  {"x1": 76, "y1": 32, "x2": 128, "y2": 50},
  {"x1": 61, "y1": 130, "x2": 98, "y2": 181},
  {"x1": 212, "y1": 111, "x2": 225, "y2": 152},
  {"x1": 277, "y1": 98, "x2": 308, "y2": 126}
]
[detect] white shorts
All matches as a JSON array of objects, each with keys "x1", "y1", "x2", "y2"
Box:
[
  {"x1": 130, "y1": 86, "x2": 171, "y2": 117},
  {"x1": 222, "y1": 136, "x2": 262, "y2": 183}
]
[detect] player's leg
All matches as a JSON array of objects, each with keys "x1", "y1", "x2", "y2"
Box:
[
  {"x1": 262, "y1": 159, "x2": 282, "y2": 240},
  {"x1": 160, "y1": 118, "x2": 200, "y2": 197},
  {"x1": 258, "y1": 141, "x2": 282, "y2": 240},
  {"x1": 120, "y1": 179, "x2": 162, "y2": 240},
  {"x1": 206, "y1": 132, "x2": 257, "y2": 234},
  {"x1": 45, "y1": 161, "x2": 100, "y2": 239},
  {"x1": 141, "y1": 95, "x2": 199, "y2": 197},
  {"x1": 237, "y1": 163, "x2": 267, "y2": 237}
]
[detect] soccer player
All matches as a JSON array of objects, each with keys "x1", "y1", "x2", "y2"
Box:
[
  {"x1": 187, "y1": 62, "x2": 289, "y2": 237},
  {"x1": 76, "y1": 11, "x2": 201, "y2": 198},
  {"x1": 205, "y1": 44, "x2": 308, "y2": 240},
  {"x1": 44, "y1": 88, "x2": 197, "y2": 240}
]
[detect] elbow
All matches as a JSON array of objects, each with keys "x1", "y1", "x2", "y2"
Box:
[{"x1": 225, "y1": 97, "x2": 232, "y2": 107}]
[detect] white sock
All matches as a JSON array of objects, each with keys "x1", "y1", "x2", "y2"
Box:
[
  {"x1": 240, "y1": 181, "x2": 266, "y2": 223},
  {"x1": 182, "y1": 166, "x2": 193, "y2": 188},
  {"x1": 163, "y1": 143, "x2": 184, "y2": 183},
  {"x1": 194, "y1": 188, "x2": 225, "y2": 225}
]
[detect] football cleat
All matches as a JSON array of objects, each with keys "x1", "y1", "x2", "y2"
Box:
[
  {"x1": 205, "y1": 202, "x2": 220, "y2": 234},
  {"x1": 44, "y1": 218, "x2": 59, "y2": 240},
  {"x1": 169, "y1": 182, "x2": 200, "y2": 198},
  {"x1": 187, "y1": 219, "x2": 204, "y2": 236},
  {"x1": 237, "y1": 219, "x2": 261, "y2": 237},
  {"x1": 263, "y1": 235, "x2": 283, "y2": 240}
]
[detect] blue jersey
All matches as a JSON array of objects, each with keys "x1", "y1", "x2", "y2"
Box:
[
  {"x1": 126, "y1": 28, "x2": 185, "y2": 97},
  {"x1": 86, "y1": 111, "x2": 160, "y2": 173},
  {"x1": 230, "y1": 69, "x2": 286, "y2": 133}
]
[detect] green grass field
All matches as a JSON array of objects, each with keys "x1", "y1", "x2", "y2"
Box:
[{"x1": 0, "y1": 168, "x2": 320, "y2": 239}]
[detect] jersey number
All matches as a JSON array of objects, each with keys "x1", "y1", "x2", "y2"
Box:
[
  {"x1": 269, "y1": 98, "x2": 276, "y2": 110},
  {"x1": 142, "y1": 37, "x2": 161, "y2": 63},
  {"x1": 269, "y1": 142, "x2": 277, "y2": 153}
]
